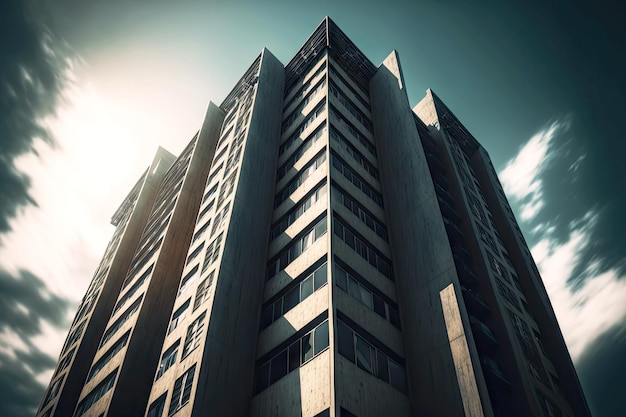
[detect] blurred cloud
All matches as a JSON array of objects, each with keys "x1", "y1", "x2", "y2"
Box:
[{"x1": 0, "y1": 0, "x2": 71, "y2": 234}]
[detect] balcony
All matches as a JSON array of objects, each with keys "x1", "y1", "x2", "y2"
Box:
[
  {"x1": 470, "y1": 316, "x2": 498, "y2": 348},
  {"x1": 461, "y1": 286, "x2": 491, "y2": 316}
]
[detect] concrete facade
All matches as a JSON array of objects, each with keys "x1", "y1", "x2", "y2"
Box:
[{"x1": 39, "y1": 17, "x2": 590, "y2": 417}]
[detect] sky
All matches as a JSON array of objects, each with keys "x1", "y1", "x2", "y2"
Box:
[{"x1": 0, "y1": 0, "x2": 624, "y2": 416}]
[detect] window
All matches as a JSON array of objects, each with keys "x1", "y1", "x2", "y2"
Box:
[
  {"x1": 255, "y1": 320, "x2": 329, "y2": 393},
  {"x1": 100, "y1": 296, "x2": 142, "y2": 348},
  {"x1": 266, "y1": 216, "x2": 327, "y2": 280},
  {"x1": 201, "y1": 233, "x2": 223, "y2": 274},
  {"x1": 331, "y1": 153, "x2": 383, "y2": 207},
  {"x1": 329, "y1": 81, "x2": 372, "y2": 131},
  {"x1": 337, "y1": 318, "x2": 406, "y2": 392},
  {"x1": 332, "y1": 185, "x2": 387, "y2": 240},
  {"x1": 147, "y1": 393, "x2": 167, "y2": 417},
  {"x1": 62, "y1": 320, "x2": 86, "y2": 354},
  {"x1": 185, "y1": 242, "x2": 205, "y2": 266},
  {"x1": 261, "y1": 262, "x2": 327, "y2": 329},
  {"x1": 282, "y1": 78, "x2": 327, "y2": 133},
  {"x1": 333, "y1": 217, "x2": 392, "y2": 279},
  {"x1": 192, "y1": 217, "x2": 212, "y2": 243},
  {"x1": 335, "y1": 262, "x2": 400, "y2": 328},
  {"x1": 55, "y1": 348, "x2": 75, "y2": 376},
  {"x1": 156, "y1": 340, "x2": 180, "y2": 380},
  {"x1": 330, "y1": 106, "x2": 376, "y2": 157},
  {"x1": 330, "y1": 128, "x2": 378, "y2": 179},
  {"x1": 87, "y1": 331, "x2": 130, "y2": 382},
  {"x1": 42, "y1": 375, "x2": 64, "y2": 407},
  {"x1": 168, "y1": 365, "x2": 196, "y2": 416},
  {"x1": 275, "y1": 151, "x2": 327, "y2": 208},
  {"x1": 277, "y1": 123, "x2": 327, "y2": 180},
  {"x1": 182, "y1": 312, "x2": 206, "y2": 358},
  {"x1": 193, "y1": 271, "x2": 215, "y2": 311},
  {"x1": 270, "y1": 183, "x2": 327, "y2": 240},
  {"x1": 279, "y1": 103, "x2": 327, "y2": 157},
  {"x1": 74, "y1": 369, "x2": 117, "y2": 417},
  {"x1": 168, "y1": 299, "x2": 190, "y2": 335},
  {"x1": 178, "y1": 264, "x2": 199, "y2": 296},
  {"x1": 113, "y1": 265, "x2": 153, "y2": 314},
  {"x1": 210, "y1": 203, "x2": 231, "y2": 237}
]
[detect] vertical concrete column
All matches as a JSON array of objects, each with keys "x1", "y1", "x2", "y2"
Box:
[
  {"x1": 106, "y1": 102, "x2": 225, "y2": 417},
  {"x1": 369, "y1": 52, "x2": 489, "y2": 417},
  {"x1": 192, "y1": 49, "x2": 285, "y2": 417}
]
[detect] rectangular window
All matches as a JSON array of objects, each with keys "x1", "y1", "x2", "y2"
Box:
[
  {"x1": 168, "y1": 365, "x2": 196, "y2": 416},
  {"x1": 193, "y1": 271, "x2": 215, "y2": 311},
  {"x1": 74, "y1": 369, "x2": 117, "y2": 417},
  {"x1": 275, "y1": 151, "x2": 327, "y2": 208},
  {"x1": 331, "y1": 153, "x2": 383, "y2": 207},
  {"x1": 266, "y1": 216, "x2": 327, "y2": 280},
  {"x1": 332, "y1": 184, "x2": 387, "y2": 240},
  {"x1": 42, "y1": 375, "x2": 64, "y2": 407},
  {"x1": 87, "y1": 331, "x2": 130, "y2": 382},
  {"x1": 168, "y1": 299, "x2": 190, "y2": 335},
  {"x1": 279, "y1": 103, "x2": 327, "y2": 157},
  {"x1": 113, "y1": 264, "x2": 153, "y2": 314},
  {"x1": 155, "y1": 340, "x2": 180, "y2": 380},
  {"x1": 254, "y1": 319, "x2": 329, "y2": 393},
  {"x1": 330, "y1": 128, "x2": 377, "y2": 179},
  {"x1": 146, "y1": 393, "x2": 167, "y2": 417},
  {"x1": 100, "y1": 296, "x2": 142, "y2": 348},
  {"x1": 201, "y1": 233, "x2": 223, "y2": 274},
  {"x1": 178, "y1": 264, "x2": 199, "y2": 296},
  {"x1": 336, "y1": 318, "x2": 406, "y2": 392},
  {"x1": 277, "y1": 123, "x2": 327, "y2": 181},
  {"x1": 182, "y1": 312, "x2": 206, "y2": 358},
  {"x1": 185, "y1": 242, "x2": 205, "y2": 266}
]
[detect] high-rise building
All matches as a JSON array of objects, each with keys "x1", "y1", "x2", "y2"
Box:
[{"x1": 38, "y1": 17, "x2": 590, "y2": 417}]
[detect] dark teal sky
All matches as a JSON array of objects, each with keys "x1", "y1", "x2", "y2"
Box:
[{"x1": 1, "y1": 0, "x2": 624, "y2": 416}]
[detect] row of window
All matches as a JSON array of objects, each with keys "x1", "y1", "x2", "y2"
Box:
[
  {"x1": 335, "y1": 262, "x2": 400, "y2": 328},
  {"x1": 282, "y1": 77, "x2": 327, "y2": 133},
  {"x1": 333, "y1": 217, "x2": 393, "y2": 279},
  {"x1": 337, "y1": 319, "x2": 406, "y2": 392},
  {"x1": 147, "y1": 365, "x2": 196, "y2": 417},
  {"x1": 193, "y1": 208, "x2": 213, "y2": 240},
  {"x1": 329, "y1": 81, "x2": 373, "y2": 132},
  {"x1": 270, "y1": 183, "x2": 327, "y2": 241},
  {"x1": 113, "y1": 264, "x2": 153, "y2": 315},
  {"x1": 329, "y1": 106, "x2": 376, "y2": 156},
  {"x1": 275, "y1": 150, "x2": 327, "y2": 208},
  {"x1": 87, "y1": 331, "x2": 130, "y2": 383},
  {"x1": 261, "y1": 262, "x2": 328, "y2": 329},
  {"x1": 331, "y1": 153, "x2": 383, "y2": 207},
  {"x1": 178, "y1": 264, "x2": 199, "y2": 296},
  {"x1": 42, "y1": 375, "x2": 63, "y2": 408},
  {"x1": 277, "y1": 122, "x2": 327, "y2": 181},
  {"x1": 55, "y1": 347, "x2": 75, "y2": 377},
  {"x1": 255, "y1": 320, "x2": 329, "y2": 393},
  {"x1": 99, "y1": 295, "x2": 142, "y2": 349},
  {"x1": 283, "y1": 60, "x2": 327, "y2": 111},
  {"x1": 201, "y1": 232, "x2": 223, "y2": 274},
  {"x1": 330, "y1": 126, "x2": 378, "y2": 180},
  {"x1": 279, "y1": 102, "x2": 326, "y2": 156},
  {"x1": 266, "y1": 215, "x2": 327, "y2": 280},
  {"x1": 329, "y1": 65, "x2": 370, "y2": 110},
  {"x1": 74, "y1": 368, "x2": 117, "y2": 417},
  {"x1": 332, "y1": 184, "x2": 387, "y2": 241},
  {"x1": 159, "y1": 311, "x2": 206, "y2": 382},
  {"x1": 62, "y1": 319, "x2": 86, "y2": 355},
  {"x1": 124, "y1": 235, "x2": 163, "y2": 288}
]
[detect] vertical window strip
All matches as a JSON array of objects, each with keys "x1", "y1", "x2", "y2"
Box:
[
  {"x1": 270, "y1": 183, "x2": 327, "y2": 240},
  {"x1": 333, "y1": 217, "x2": 392, "y2": 279},
  {"x1": 266, "y1": 215, "x2": 328, "y2": 280},
  {"x1": 73, "y1": 369, "x2": 118, "y2": 417},
  {"x1": 260, "y1": 263, "x2": 328, "y2": 329},
  {"x1": 275, "y1": 151, "x2": 327, "y2": 208}
]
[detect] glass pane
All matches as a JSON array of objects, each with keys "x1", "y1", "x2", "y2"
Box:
[
  {"x1": 377, "y1": 350, "x2": 389, "y2": 382},
  {"x1": 388, "y1": 306, "x2": 401, "y2": 329},
  {"x1": 314, "y1": 321, "x2": 329, "y2": 354},
  {"x1": 337, "y1": 321, "x2": 355, "y2": 362},
  {"x1": 388, "y1": 359, "x2": 406, "y2": 392},
  {"x1": 360, "y1": 286, "x2": 373, "y2": 309},
  {"x1": 348, "y1": 276, "x2": 360, "y2": 299},
  {"x1": 314, "y1": 263, "x2": 327, "y2": 290},
  {"x1": 301, "y1": 276, "x2": 313, "y2": 301},
  {"x1": 345, "y1": 229, "x2": 356, "y2": 249},
  {"x1": 373, "y1": 295, "x2": 385, "y2": 318},
  {"x1": 355, "y1": 336, "x2": 374, "y2": 374},
  {"x1": 270, "y1": 350, "x2": 288, "y2": 384},
  {"x1": 288, "y1": 340, "x2": 301, "y2": 372},
  {"x1": 335, "y1": 265, "x2": 348, "y2": 291},
  {"x1": 255, "y1": 362, "x2": 270, "y2": 393},
  {"x1": 315, "y1": 218, "x2": 327, "y2": 238},
  {"x1": 301, "y1": 333, "x2": 314, "y2": 363},
  {"x1": 283, "y1": 287, "x2": 300, "y2": 314}
]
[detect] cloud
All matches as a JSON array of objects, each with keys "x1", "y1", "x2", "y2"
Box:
[
  {"x1": 0, "y1": 0, "x2": 71, "y2": 234},
  {"x1": 0, "y1": 268, "x2": 73, "y2": 417},
  {"x1": 500, "y1": 120, "x2": 626, "y2": 416}
]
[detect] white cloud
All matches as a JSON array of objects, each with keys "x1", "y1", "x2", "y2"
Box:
[
  {"x1": 499, "y1": 121, "x2": 560, "y2": 221},
  {"x1": 500, "y1": 121, "x2": 626, "y2": 361}
]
